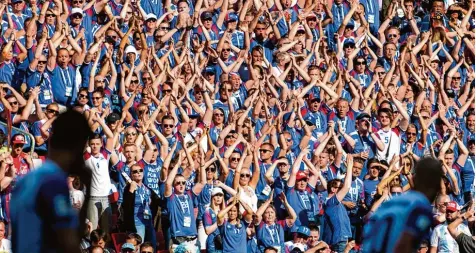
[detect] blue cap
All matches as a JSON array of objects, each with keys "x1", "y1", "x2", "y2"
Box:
[
  {"x1": 226, "y1": 12, "x2": 238, "y2": 22},
  {"x1": 343, "y1": 38, "x2": 355, "y2": 46},
  {"x1": 121, "y1": 243, "x2": 135, "y2": 250},
  {"x1": 469, "y1": 135, "x2": 475, "y2": 142},
  {"x1": 295, "y1": 226, "x2": 310, "y2": 237},
  {"x1": 201, "y1": 11, "x2": 213, "y2": 20},
  {"x1": 204, "y1": 66, "x2": 216, "y2": 74}
]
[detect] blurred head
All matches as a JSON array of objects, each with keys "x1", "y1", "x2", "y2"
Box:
[{"x1": 413, "y1": 157, "x2": 443, "y2": 202}]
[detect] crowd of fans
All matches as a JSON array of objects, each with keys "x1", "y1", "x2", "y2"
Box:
[{"x1": 0, "y1": 0, "x2": 473, "y2": 250}]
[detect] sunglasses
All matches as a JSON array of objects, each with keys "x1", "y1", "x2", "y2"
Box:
[
  {"x1": 38, "y1": 61, "x2": 47, "y2": 65},
  {"x1": 259, "y1": 149, "x2": 272, "y2": 153},
  {"x1": 79, "y1": 94, "x2": 88, "y2": 99},
  {"x1": 159, "y1": 26, "x2": 170, "y2": 30},
  {"x1": 92, "y1": 96, "x2": 102, "y2": 100},
  {"x1": 71, "y1": 14, "x2": 82, "y2": 19},
  {"x1": 132, "y1": 169, "x2": 143, "y2": 174},
  {"x1": 214, "y1": 113, "x2": 224, "y2": 117},
  {"x1": 138, "y1": 110, "x2": 146, "y2": 114},
  {"x1": 356, "y1": 61, "x2": 366, "y2": 66},
  {"x1": 387, "y1": 34, "x2": 398, "y2": 38},
  {"x1": 107, "y1": 35, "x2": 118, "y2": 40},
  {"x1": 222, "y1": 48, "x2": 231, "y2": 52},
  {"x1": 95, "y1": 79, "x2": 105, "y2": 83},
  {"x1": 230, "y1": 157, "x2": 240, "y2": 162},
  {"x1": 141, "y1": 251, "x2": 153, "y2": 253},
  {"x1": 344, "y1": 44, "x2": 355, "y2": 48},
  {"x1": 406, "y1": 132, "x2": 416, "y2": 136},
  {"x1": 286, "y1": 138, "x2": 292, "y2": 142},
  {"x1": 206, "y1": 167, "x2": 216, "y2": 172},
  {"x1": 134, "y1": 37, "x2": 141, "y2": 41},
  {"x1": 452, "y1": 76, "x2": 461, "y2": 80},
  {"x1": 46, "y1": 14, "x2": 55, "y2": 17},
  {"x1": 163, "y1": 124, "x2": 174, "y2": 128},
  {"x1": 131, "y1": 80, "x2": 139, "y2": 84},
  {"x1": 163, "y1": 89, "x2": 172, "y2": 93},
  {"x1": 175, "y1": 181, "x2": 186, "y2": 186},
  {"x1": 225, "y1": 135, "x2": 235, "y2": 139},
  {"x1": 240, "y1": 173, "x2": 251, "y2": 178},
  {"x1": 126, "y1": 132, "x2": 137, "y2": 136},
  {"x1": 143, "y1": 77, "x2": 151, "y2": 81},
  {"x1": 46, "y1": 109, "x2": 59, "y2": 115},
  {"x1": 221, "y1": 88, "x2": 232, "y2": 92},
  {"x1": 9, "y1": 101, "x2": 18, "y2": 105},
  {"x1": 72, "y1": 0, "x2": 83, "y2": 3},
  {"x1": 376, "y1": 71, "x2": 386, "y2": 75}
]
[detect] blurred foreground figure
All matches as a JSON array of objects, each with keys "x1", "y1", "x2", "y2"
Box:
[
  {"x1": 362, "y1": 157, "x2": 443, "y2": 253},
  {"x1": 11, "y1": 110, "x2": 92, "y2": 253}
]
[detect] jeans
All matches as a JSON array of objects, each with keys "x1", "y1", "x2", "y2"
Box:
[
  {"x1": 331, "y1": 241, "x2": 348, "y2": 253},
  {"x1": 136, "y1": 219, "x2": 157, "y2": 250},
  {"x1": 87, "y1": 196, "x2": 111, "y2": 234}
]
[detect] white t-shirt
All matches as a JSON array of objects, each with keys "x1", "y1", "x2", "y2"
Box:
[
  {"x1": 70, "y1": 189, "x2": 85, "y2": 208},
  {"x1": 0, "y1": 238, "x2": 12, "y2": 253},
  {"x1": 431, "y1": 223, "x2": 471, "y2": 253},
  {"x1": 376, "y1": 128, "x2": 401, "y2": 163},
  {"x1": 84, "y1": 148, "x2": 112, "y2": 197}
]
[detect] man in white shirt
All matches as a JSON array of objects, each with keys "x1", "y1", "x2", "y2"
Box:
[
  {"x1": 84, "y1": 132, "x2": 114, "y2": 235},
  {"x1": 431, "y1": 201, "x2": 472, "y2": 253},
  {"x1": 0, "y1": 220, "x2": 11, "y2": 253}
]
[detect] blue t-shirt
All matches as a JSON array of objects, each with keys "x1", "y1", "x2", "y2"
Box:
[
  {"x1": 460, "y1": 155, "x2": 475, "y2": 193},
  {"x1": 219, "y1": 219, "x2": 249, "y2": 253},
  {"x1": 11, "y1": 160, "x2": 79, "y2": 253},
  {"x1": 138, "y1": 159, "x2": 163, "y2": 197},
  {"x1": 362, "y1": 191, "x2": 433, "y2": 253},
  {"x1": 203, "y1": 207, "x2": 220, "y2": 252},
  {"x1": 167, "y1": 191, "x2": 197, "y2": 237},
  {"x1": 285, "y1": 186, "x2": 319, "y2": 226},
  {"x1": 256, "y1": 221, "x2": 286, "y2": 253},
  {"x1": 363, "y1": 178, "x2": 380, "y2": 207},
  {"x1": 322, "y1": 195, "x2": 352, "y2": 245}
]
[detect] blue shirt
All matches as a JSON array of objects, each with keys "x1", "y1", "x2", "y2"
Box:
[
  {"x1": 461, "y1": 155, "x2": 475, "y2": 193},
  {"x1": 167, "y1": 191, "x2": 197, "y2": 237},
  {"x1": 138, "y1": 159, "x2": 163, "y2": 197},
  {"x1": 322, "y1": 195, "x2": 352, "y2": 245},
  {"x1": 285, "y1": 186, "x2": 319, "y2": 226},
  {"x1": 363, "y1": 178, "x2": 380, "y2": 207},
  {"x1": 48, "y1": 65, "x2": 77, "y2": 106},
  {"x1": 219, "y1": 220, "x2": 249, "y2": 253},
  {"x1": 362, "y1": 191, "x2": 433, "y2": 253},
  {"x1": 11, "y1": 160, "x2": 79, "y2": 253},
  {"x1": 203, "y1": 207, "x2": 220, "y2": 252}
]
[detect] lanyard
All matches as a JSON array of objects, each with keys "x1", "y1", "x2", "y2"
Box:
[
  {"x1": 266, "y1": 224, "x2": 280, "y2": 244},
  {"x1": 60, "y1": 67, "x2": 72, "y2": 88},
  {"x1": 177, "y1": 194, "x2": 191, "y2": 214},
  {"x1": 138, "y1": 185, "x2": 149, "y2": 206},
  {"x1": 367, "y1": 0, "x2": 374, "y2": 13}
]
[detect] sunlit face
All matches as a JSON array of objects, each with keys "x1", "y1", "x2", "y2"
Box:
[
  {"x1": 239, "y1": 168, "x2": 251, "y2": 186},
  {"x1": 162, "y1": 119, "x2": 175, "y2": 136},
  {"x1": 45, "y1": 104, "x2": 59, "y2": 120},
  {"x1": 406, "y1": 126, "x2": 417, "y2": 143},
  {"x1": 12, "y1": 0, "x2": 25, "y2": 12},
  {"x1": 228, "y1": 205, "x2": 238, "y2": 220},
  {"x1": 386, "y1": 28, "x2": 400, "y2": 44},
  {"x1": 220, "y1": 84, "x2": 232, "y2": 101},
  {"x1": 450, "y1": 73, "x2": 461, "y2": 90},
  {"x1": 444, "y1": 153, "x2": 454, "y2": 167},
  {"x1": 308, "y1": 230, "x2": 320, "y2": 246},
  {"x1": 384, "y1": 44, "x2": 397, "y2": 59},
  {"x1": 45, "y1": 11, "x2": 56, "y2": 24},
  {"x1": 77, "y1": 91, "x2": 88, "y2": 105},
  {"x1": 173, "y1": 175, "x2": 186, "y2": 194},
  {"x1": 205, "y1": 166, "x2": 217, "y2": 180},
  {"x1": 91, "y1": 92, "x2": 103, "y2": 107},
  {"x1": 89, "y1": 138, "x2": 102, "y2": 155},
  {"x1": 263, "y1": 207, "x2": 276, "y2": 223},
  {"x1": 437, "y1": 196, "x2": 450, "y2": 213},
  {"x1": 131, "y1": 165, "x2": 144, "y2": 182},
  {"x1": 123, "y1": 146, "x2": 136, "y2": 163},
  {"x1": 57, "y1": 49, "x2": 70, "y2": 67},
  {"x1": 125, "y1": 127, "x2": 137, "y2": 143},
  {"x1": 7, "y1": 98, "x2": 19, "y2": 113},
  {"x1": 467, "y1": 115, "x2": 475, "y2": 132},
  {"x1": 259, "y1": 144, "x2": 273, "y2": 161},
  {"x1": 229, "y1": 153, "x2": 241, "y2": 169},
  {"x1": 318, "y1": 152, "x2": 329, "y2": 167},
  {"x1": 278, "y1": 161, "x2": 289, "y2": 174},
  {"x1": 336, "y1": 100, "x2": 349, "y2": 118},
  {"x1": 355, "y1": 58, "x2": 366, "y2": 73},
  {"x1": 178, "y1": 2, "x2": 190, "y2": 13},
  {"x1": 254, "y1": 24, "x2": 267, "y2": 40},
  {"x1": 378, "y1": 112, "x2": 391, "y2": 127},
  {"x1": 212, "y1": 193, "x2": 224, "y2": 205},
  {"x1": 0, "y1": 223, "x2": 5, "y2": 240},
  {"x1": 213, "y1": 109, "x2": 224, "y2": 124},
  {"x1": 368, "y1": 163, "x2": 380, "y2": 178},
  {"x1": 352, "y1": 161, "x2": 363, "y2": 177}
]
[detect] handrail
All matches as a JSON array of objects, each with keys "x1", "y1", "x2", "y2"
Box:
[{"x1": 0, "y1": 121, "x2": 36, "y2": 157}]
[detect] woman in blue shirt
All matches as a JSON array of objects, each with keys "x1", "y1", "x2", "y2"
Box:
[
  {"x1": 217, "y1": 195, "x2": 255, "y2": 253},
  {"x1": 254, "y1": 192, "x2": 297, "y2": 253},
  {"x1": 203, "y1": 187, "x2": 226, "y2": 253}
]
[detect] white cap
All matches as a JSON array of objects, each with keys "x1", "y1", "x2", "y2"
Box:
[
  {"x1": 125, "y1": 45, "x2": 137, "y2": 55},
  {"x1": 71, "y1": 7, "x2": 84, "y2": 16},
  {"x1": 211, "y1": 188, "x2": 224, "y2": 196},
  {"x1": 145, "y1": 13, "x2": 158, "y2": 21},
  {"x1": 291, "y1": 243, "x2": 306, "y2": 252}
]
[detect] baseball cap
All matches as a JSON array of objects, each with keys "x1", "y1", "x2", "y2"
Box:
[
  {"x1": 12, "y1": 134, "x2": 25, "y2": 145},
  {"x1": 356, "y1": 112, "x2": 371, "y2": 121},
  {"x1": 11, "y1": 0, "x2": 23, "y2": 3},
  {"x1": 297, "y1": 25, "x2": 305, "y2": 32},
  {"x1": 295, "y1": 171, "x2": 308, "y2": 181},
  {"x1": 201, "y1": 11, "x2": 213, "y2": 20},
  {"x1": 446, "y1": 201, "x2": 458, "y2": 212},
  {"x1": 121, "y1": 243, "x2": 135, "y2": 251},
  {"x1": 211, "y1": 187, "x2": 224, "y2": 196},
  {"x1": 468, "y1": 135, "x2": 475, "y2": 143},
  {"x1": 291, "y1": 244, "x2": 306, "y2": 253},
  {"x1": 70, "y1": 7, "x2": 84, "y2": 16},
  {"x1": 226, "y1": 12, "x2": 238, "y2": 22},
  {"x1": 145, "y1": 13, "x2": 157, "y2": 21},
  {"x1": 204, "y1": 66, "x2": 216, "y2": 74},
  {"x1": 343, "y1": 38, "x2": 355, "y2": 46},
  {"x1": 295, "y1": 226, "x2": 310, "y2": 237},
  {"x1": 106, "y1": 113, "x2": 120, "y2": 124},
  {"x1": 125, "y1": 45, "x2": 137, "y2": 55},
  {"x1": 306, "y1": 12, "x2": 317, "y2": 19}
]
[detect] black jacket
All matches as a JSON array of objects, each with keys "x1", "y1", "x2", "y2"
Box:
[{"x1": 122, "y1": 183, "x2": 160, "y2": 232}]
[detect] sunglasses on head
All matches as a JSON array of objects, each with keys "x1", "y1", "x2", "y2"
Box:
[{"x1": 132, "y1": 169, "x2": 143, "y2": 174}]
